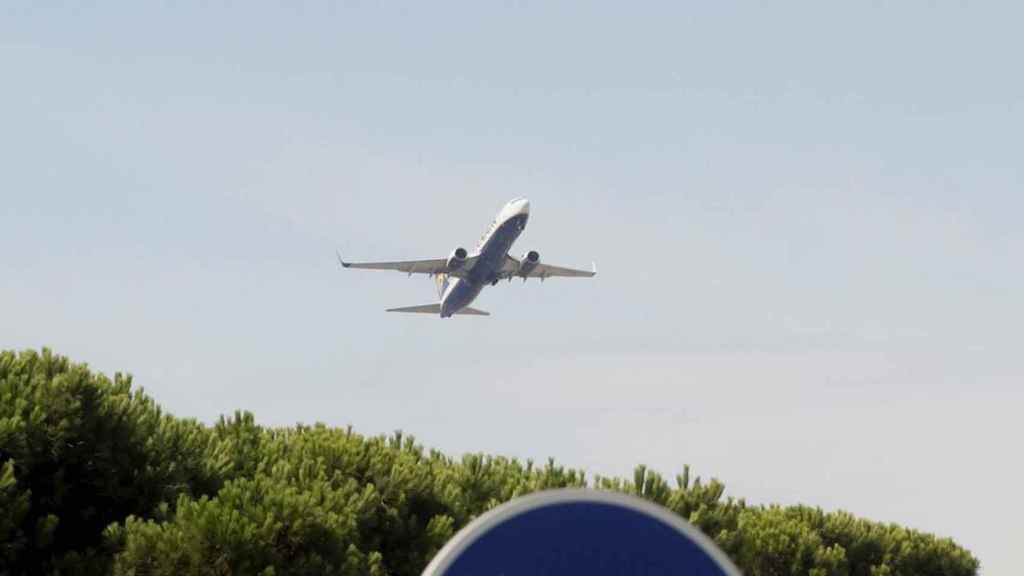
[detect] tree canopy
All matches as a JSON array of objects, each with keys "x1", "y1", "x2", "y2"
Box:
[{"x1": 0, "y1": 349, "x2": 978, "y2": 575}]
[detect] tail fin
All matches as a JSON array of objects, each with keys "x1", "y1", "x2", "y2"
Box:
[{"x1": 385, "y1": 303, "x2": 490, "y2": 316}]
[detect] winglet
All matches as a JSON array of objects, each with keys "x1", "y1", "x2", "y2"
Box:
[
  {"x1": 592, "y1": 261, "x2": 598, "y2": 276},
  {"x1": 335, "y1": 250, "x2": 351, "y2": 268}
]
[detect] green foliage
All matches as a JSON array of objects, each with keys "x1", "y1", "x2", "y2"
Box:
[
  {"x1": 0, "y1": 349, "x2": 226, "y2": 573},
  {"x1": 109, "y1": 468, "x2": 384, "y2": 576},
  {"x1": 0, "y1": 349, "x2": 980, "y2": 576},
  {"x1": 0, "y1": 459, "x2": 30, "y2": 567}
]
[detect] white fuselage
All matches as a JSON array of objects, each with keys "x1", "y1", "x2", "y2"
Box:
[{"x1": 439, "y1": 198, "x2": 530, "y2": 318}]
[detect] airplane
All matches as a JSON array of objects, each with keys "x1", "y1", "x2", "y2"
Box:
[{"x1": 337, "y1": 198, "x2": 596, "y2": 317}]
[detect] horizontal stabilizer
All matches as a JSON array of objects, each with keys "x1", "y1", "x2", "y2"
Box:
[
  {"x1": 386, "y1": 303, "x2": 441, "y2": 314},
  {"x1": 385, "y1": 303, "x2": 490, "y2": 316}
]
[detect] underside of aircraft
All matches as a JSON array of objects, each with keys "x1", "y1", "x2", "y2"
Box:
[{"x1": 337, "y1": 198, "x2": 596, "y2": 317}]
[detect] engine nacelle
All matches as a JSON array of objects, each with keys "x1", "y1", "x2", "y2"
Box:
[
  {"x1": 446, "y1": 247, "x2": 469, "y2": 271},
  {"x1": 518, "y1": 250, "x2": 540, "y2": 276}
]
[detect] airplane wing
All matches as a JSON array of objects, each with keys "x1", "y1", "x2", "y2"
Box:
[
  {"x1": 337, "y1": 251, "x2": 479, "y2": 278},
  {"x1": 529, "y1": 262, "x2": 597, "y2": 278},
  {"x1": 500, "y1": 255, "x2": 597, "y2": 280}
]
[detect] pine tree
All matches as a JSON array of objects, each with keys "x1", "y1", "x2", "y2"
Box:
[{"x1": 0, "y1": 349, "x2": 980, "y2": 576}]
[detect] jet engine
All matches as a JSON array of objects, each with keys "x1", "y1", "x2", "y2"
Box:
[
  {"x1": 446, "y1": 247, "x2": 469, "y2": 271},
  {"x1": 518, "y1": 250, "x2": 540, "y2": 276}
]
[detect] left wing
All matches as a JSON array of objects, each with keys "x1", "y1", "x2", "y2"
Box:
[
  {"x1": 337, "y1": 251, "x2": 478, "y2": 278},
  {"x1": 499, "y1": 255, "x2": 597, "y2": 280}
]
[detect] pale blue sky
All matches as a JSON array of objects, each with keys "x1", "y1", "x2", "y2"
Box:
[{"x1": 2, "y1": 2, "x2": 1021, "y2": 573}]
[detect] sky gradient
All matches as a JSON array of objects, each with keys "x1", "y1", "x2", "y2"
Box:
[{"x1": 2, "y1": 2, "x2": 1021, "y2": 573}]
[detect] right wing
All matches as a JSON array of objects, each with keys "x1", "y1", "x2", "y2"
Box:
[
  {"x1": 337, "y1": 251, "x2": 477, "y2": 278},
  {"x1": 527, "y1": 262, "x2": 597, "y2": 278},
  {"x1": 499, "y1": 255, "x2": 597, "y2": 279}
]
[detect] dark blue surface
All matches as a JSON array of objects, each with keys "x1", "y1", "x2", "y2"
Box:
[
  {"x1": 441, "y1": 213, "x2": 528, "y2": 316},
  {"x1": 470, "y1": 213, "x2": 529, "y2": 284},
  {"x1": 443, "y1": 501, "x2": 731, "y2": 576}
]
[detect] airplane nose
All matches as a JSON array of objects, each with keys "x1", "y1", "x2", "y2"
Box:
[{"x1": 518, "y1": 199, "x2": 530, "y2": 215}]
